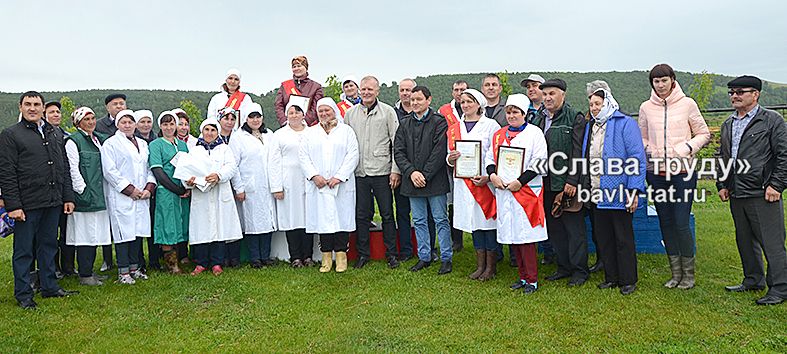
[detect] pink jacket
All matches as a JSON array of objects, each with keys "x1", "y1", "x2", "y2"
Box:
[{"x1": 638, "y1": 82, "x2": 710, "y2": 172}]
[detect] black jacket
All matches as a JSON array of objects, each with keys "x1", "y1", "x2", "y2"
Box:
[
  {"x1": 394, "y1": 108, "x2": 450, "y2": 197},
  {"x1": 717, "y1": 107, "x2": 787, "y2": 198},
  {"x1": 95, "y1": 114, "x2": 117, "y2": 136},
  {"x1": 0, "y1": 119, "x2": 75, "y2": 211}
]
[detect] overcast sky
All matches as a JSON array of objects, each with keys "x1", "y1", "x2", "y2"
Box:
[{"x1": 2, "y1": 0, "x2": 785, "y2": 94}]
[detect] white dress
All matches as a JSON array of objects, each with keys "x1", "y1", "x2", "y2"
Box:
[
  {"x1": 451, "y1": 117, "x2": 500, "y2": 233},
  {"x1": 185, "y1": 143, "x2": 243, "y2": 245},
  {"x1": 299, "y1": 124, "x2": 359, "y2": 234},
  {"x1": 272, "y1": 125, "x2": 307, "y2": 230},
  {"x1": 229, "y1": 129, "x2": 281, "y2": 234},
  {"x1": 64, "y1": 137, "x2": 111, "y2": 246},
  {"x1": 484, "y1": 125, "x2": 549, "y2": 245},
  {"x1": 101, "y1": 130, "x2": 155, "y2": 244}
]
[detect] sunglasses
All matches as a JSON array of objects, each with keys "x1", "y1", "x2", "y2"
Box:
[{"x1": 728, "y1": 89, "x2": 756, "y2": 96}]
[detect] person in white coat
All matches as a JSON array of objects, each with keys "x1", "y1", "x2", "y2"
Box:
[
  {"x1": 230, "y1": 103, "x2": 283, "y2": 268},
  {"x1": 184, "y1": 118, "x2": 243, "y2": 276},
  {"x1": 486, "y1": 94, "x2": 548, "y2": 294},
  {"x1": 445, "y1": 89, "x2": 501, "y2": 281},
  {"x1": 273, "y1": 101, "x2": 314, "y2": 267},
  {"x1": 64, "y1": 107, "x2": 112, "y2": 286},
  {"x1": 206, "y1": 68, "x2": 253, "y2": 126},
  {"x1": 299, "y1": 98, "x2": 359, "y2": 273},
  {"x1": 101, "y1": 109, "x2": 156, "y2": 284}
]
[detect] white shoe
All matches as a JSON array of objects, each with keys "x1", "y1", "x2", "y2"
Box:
[
  {"x1": 131, "y1": 269, "x2": 149, "y2": 280},
  {"x1": 118, "y1": 274, "x2": 136, "y2": 284}
]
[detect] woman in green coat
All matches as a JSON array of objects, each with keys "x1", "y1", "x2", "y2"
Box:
[{"x1": 149, "y1": 111, "x2": 191, "y2": 274}]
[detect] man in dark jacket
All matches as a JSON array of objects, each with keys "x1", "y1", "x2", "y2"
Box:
[
  {"x1": 394, "y1": 86, "x2": 453, "y2": 274},
  {"x1": 44, "y1": 100, "x2": 76, "y2": 278},
  {"x1": 482, "y1": 74, "x2": 507, "y2": 127},
  {"x1": 718, "y1": 75, "x2": 787, "y2": 305},
  {"x1": 530, "y1": 79, "x2": 590, "y2": 286},
  {"x1": 0, "y1": 91, "x2": 78, "y2": 309},
  {"x1": 94, "y1": 93, "x2": 126, "y2": 136}
]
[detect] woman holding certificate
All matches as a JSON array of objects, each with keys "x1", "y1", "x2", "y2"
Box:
[
  {"x1": 183, "y1": 118, "x2": 243, "y2": 276},
  {"x1": 446, "y1": 89, "x2": 501, "y2": 280},
  {"x1": 485, "y1": 94, "x2": 548, "y2": 294}
]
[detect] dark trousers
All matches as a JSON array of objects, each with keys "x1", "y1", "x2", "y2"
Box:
[
  {"x1": 225, "y1": 240, "x2": 241, "y2": 263},
  {"x1": 730, "y1": 197, "x2": 787, "y2": 297},
  {"x1": 594, "y1": 206, "x2": 637, "y2": 286},
  {"x1": 12, "y1": 206, "x2": 62, "y2": 301},
  {"x1": 355, "y1": 175, "x2": 397, "y2": 258},
  {"x1": 76, "y1": 246, "x2": 97, "y2": 278},
  {"x1": 286, "y1": 228, "x2": 314, "y2": 260},
  {"x1": 246, "y1": 232, "x2": 273, "y2": 262},
  {"x1": 102, "y1": 244, "x2": 113, "y2": 266},
  {"x1": 115, "y1": 238, "x2": 141, "y2": 274},
  {"x1": 194, "y1": 242, "x2": 226, "y2": 268},
  {"x1": 471, "y1": 229, "x2": 498, "y2": 251},
  {"x1": 544, "y1": 190, "x2": 588, "y2": 279},
  {"x1": 511, "y1": 243, "x2": 538, "y2": 283},
  {"x1": 320, "y1": 232, "x2": 350, "y2": 252},
  {"x1": 648, "y1": 172, "x2": 696, "y2": 256},
  {"x1": 56, "y1": 212, "x2": 75, "y2": 273},
  {"x1": 394, "y1": 185, "x2": 413, "y2": 257},
  {"x1": 138, "y1": 236, "x2": 161, "y2": 270},
  {"x1": 176, "y1": 242, "x2": 189, "y2": 261}
]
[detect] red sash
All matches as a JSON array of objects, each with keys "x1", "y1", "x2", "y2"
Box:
[
  {"x1": 224, "y1": 91, "x2": 246, "y2": 110},
  {"x1": 337, "y1": 100, "x2": 352, "y2": 117},
  {"x1": 491, "y1": 128, "x2": 545, "y2": 228},
  {"x1": 439, "y1": 103, "x2": 460, "y2": 127},
  {"x1": 281, "y1": 79, "x2": 302, "y2": 96},
  {"x1": 447, "y1": 123, "x2": 496, "y2": 220}
]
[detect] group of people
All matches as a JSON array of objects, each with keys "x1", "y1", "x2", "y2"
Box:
[{"x1": 1, "y1": 58, "x2": 786, "y2": 310}]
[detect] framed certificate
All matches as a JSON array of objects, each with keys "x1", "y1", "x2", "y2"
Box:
[
  {"x1": 454, "y1": 140, "x2": 482, "y2": 178},
  {"x1": 496, "y1": 146, "x2": 525, "y2": 183}
]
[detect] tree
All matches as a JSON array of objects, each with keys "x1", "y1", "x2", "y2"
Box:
[
  {"x1": 688, "y1": 70, "x2": 715, "y2": 111},
  {"x1": 59, "y1": 96, "x2": 76, "y2": 133},
  {"x1": 180, "y1": 99, "x2": 202, "y2": 136},
  {"x1": 324, "y1": 74, "x2": 342, "y2": 102},
  {"x1": 498, "y1": 71, "x2": 513, "y2": 97}
]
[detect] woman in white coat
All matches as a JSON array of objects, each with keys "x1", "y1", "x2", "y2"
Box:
[
  {"x1": 102, "y1": 109, "x2": 156, "y2": 284},
  {"x1": 64, "y1": 107, "x2": 112, "y2": 286},
  {"x1": 299, "y1": 98, "x2": 359, "y2": 273},
  {"x1": 486, "y1": 94, "x2": 548, "y2": 294},
  {"x1": 230, "y1": 103, "x2": 283, "y2": 268},
  {"x1": 184, "y1": 118, "x2": 243, "y2": 276},
  {"x1": 273, "y1": 101, "x2": 314, "y2": 267},
  {"x1": 445, "y1": 89, "x2": 501, "y2": 281},
  {"x1": 206, "y1": 68, "x2": 253, "y2": 127}
]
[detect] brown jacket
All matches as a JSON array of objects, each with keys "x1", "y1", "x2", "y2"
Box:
[{"x1": 274, "y1": 75, "x2": 324, "y2": 127}]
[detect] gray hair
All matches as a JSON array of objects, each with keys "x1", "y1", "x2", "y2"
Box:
[
  {"x1": 399, "y1": 78, "x2": 417, "y2": 87},
  {"x1": 361, "y1": 75, "x2": 380, "y2": 88},
  {"x1": 586, "y1": 80, "x2": 612, "y2": 97}
]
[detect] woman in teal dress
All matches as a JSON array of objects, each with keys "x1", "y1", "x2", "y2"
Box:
[{"x1": 148, "y1": 111, "x2": 191, "y2": 274}]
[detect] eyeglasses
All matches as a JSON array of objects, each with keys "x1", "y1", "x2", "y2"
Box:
[{"x1": 728, "y1": 89, "x2": 756, "y2": 96}]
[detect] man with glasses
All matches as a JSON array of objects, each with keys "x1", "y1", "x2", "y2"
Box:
[{"x1": 718, "y1": 75, "x2": 787, "y2": 305}]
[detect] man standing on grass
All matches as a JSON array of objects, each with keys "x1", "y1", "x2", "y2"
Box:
[
  {"x1": 0, "y1": 91, "x2": 79, "y2": 309},
  {"x1": 718, "y1": 75, "x2": 787, "y2": 305}
]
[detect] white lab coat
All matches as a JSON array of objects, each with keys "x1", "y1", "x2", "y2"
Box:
[
  {"x1": 484, "y1": 125, "x2": 549, "y2": 245},
  {"x1": 64, "y1": 137, "x2": 111, "y2": 246},
  {"x1": 185, "y1": 143, "x2": 243, "y2": 244},
  {"x1": 206, "y1": 90, "x2": 253, "y2": 127},
  {"x1": 273, "y1": 125, "x2": 307, "y2": 231},
  {"x1": 451, "y1": 117, "x2": 500, "y2": 232},
  {"x1": 101, "y1": 130, "x2": 155, "y2": 243},
  {"x1": 229, "y1": 129, "x2": 281, "y2": 234},
  {"x1": 299, "y1": 124, "x2": 359, "y2": 234}
]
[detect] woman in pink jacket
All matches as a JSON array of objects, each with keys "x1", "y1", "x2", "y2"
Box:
[{"x1": 638, "y1": 63, "x2": 710, "y2": 290}]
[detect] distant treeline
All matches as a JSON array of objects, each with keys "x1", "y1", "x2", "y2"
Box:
[{"x1": 2, "y1": 70, "x2": 787, "y2": 131}]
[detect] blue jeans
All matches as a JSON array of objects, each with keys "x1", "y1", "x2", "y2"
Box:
[
  {"x1": 410, "y1": 194, "x2": 452, "y2": 262},
  {"x1": 245, "y1": 232, "x2": 273, "y2": 262},
  {"x1": 472, "y1": 229, "x2": 498, "y2": 251},
  {"x1": 647, "y1": 172, "x2": 696, "y2": 256}
]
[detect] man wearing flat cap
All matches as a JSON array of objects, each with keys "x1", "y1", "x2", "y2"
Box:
[
  {"x1": 530, "y1": 78, "x2": 590, "y2": 286},
  {"x1": 95, "y1": 93, "x2": 127, "y2": 136},
  {"x1": 718, "y1": 75, "x2": 787, "y2": 305}
]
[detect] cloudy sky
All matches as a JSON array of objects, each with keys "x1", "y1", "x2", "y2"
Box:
[{"x1": 2, "y1": 0, "x2": 785, "y2": 94}]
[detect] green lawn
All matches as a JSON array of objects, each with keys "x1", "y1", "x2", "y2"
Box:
[{"x1": 1, "y1": 181, "x2": 785, "y2": 352}]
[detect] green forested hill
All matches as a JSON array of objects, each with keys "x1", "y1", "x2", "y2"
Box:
[{"x1": 2, "y1": 70, "x2": 786, "y2": 131}]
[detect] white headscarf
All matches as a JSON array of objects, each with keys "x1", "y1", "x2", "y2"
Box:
[
  {"x1": 591, "y1": 88, "x2": 619, "y2": 126},
  {"x1": 134, "y1": 110, "x2": 153, "y2": 123},
  {"x1": 285, "y1": 100, "x2": 307, "y2": 117},
  {"x1": 226, "y1": 68, "x2": 241, "y2": 80},
  {"x1": 460, "y1": 88, "x2": 488, "y2": 118},
  {"x1": 71, "y1": 107, "x2": 95, "y2": 127},
  {"x1": 157, "y1": 110, "x2": 177, "y2": 128},
  {"x1": 315, "y1": 97, "x2": 343, "y2": 124},
  {"x1": 246, "y1": 103, "x2": 263, "y2": 118},
  {"x1": 115, "y1": 109, "x2": 136, "y2": 127},
  {"x1": 199, "y1": 117, "x2": 220, "y2": 132},
  {"x1": 503, "y1": 94, "x2": 531, "y2": 116}
]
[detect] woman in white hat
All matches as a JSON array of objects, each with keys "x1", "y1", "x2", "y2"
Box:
[
  {"x1": 184, "y1": 118, "x2": 243, "y2": 276},
  {"x1": 207, "y1": 68, "x2": 253, "y2": 126},
  {"x1": 229, "y1": 103, "x2": 281, "y2": 268},
  {"x1": 446, "y1": 89, "x2": 501, "y2": 281},
  {"x1": 101, "y1": 109, "x2": 156, "y2": 284},
  {"x1": 299, "y1": 98, "x2": 359, "y2": 273},
  {"x1": 134, "y1": 110, "x2": 157, "y2": 144},
  {"x1": 64, "y1": 107, "x2": 112, "y2": 286},
  {"x1": 148, "y1": 111, "x2": 191, "y2": 274},
  {"x1": 133, "y1": 109, "x2": 160, "y2": 271},
  {"x1": 485, "y1": 94, "x2": 548, "y2": 294}
]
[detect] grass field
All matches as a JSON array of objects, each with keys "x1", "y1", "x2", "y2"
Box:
[{"x1": 0, "y1": 181, "x2": 785, "y2": 352}]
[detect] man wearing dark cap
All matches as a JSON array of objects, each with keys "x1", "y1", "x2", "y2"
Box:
[
  {"x1": 531, "y1": 78, "x2": 589, "y2": 286},
  {"x1": 95, "y1": 93, "x2": 127, "y2": 136},
  {"x1": 718, "y1": 75, "x2": 787, "y2": 305}
]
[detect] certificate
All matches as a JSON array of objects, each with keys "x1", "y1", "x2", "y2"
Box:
[
  {"x1": 496, "y1": 146, "x2": 525, "y2": 184},
  {"x1": 454, "y1": 140, "x2": 482, "y2": 178}
]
